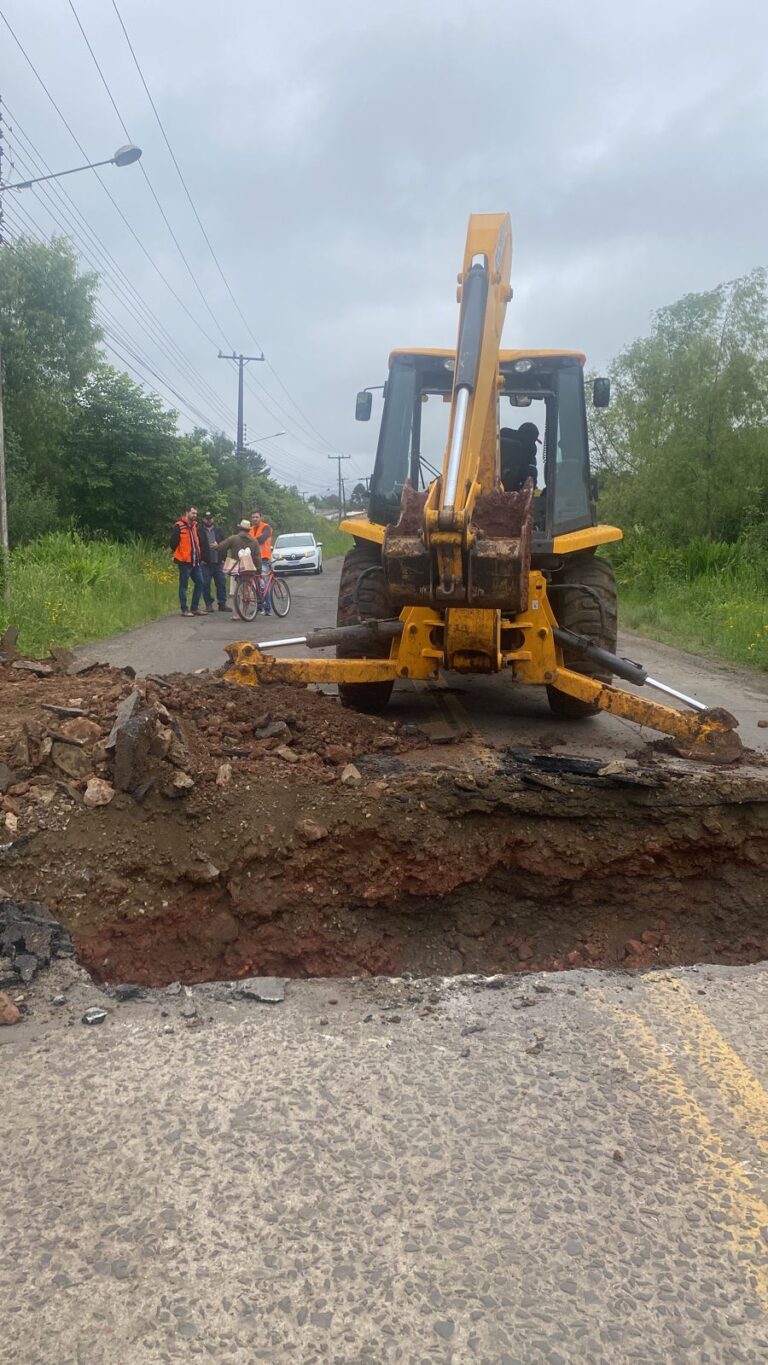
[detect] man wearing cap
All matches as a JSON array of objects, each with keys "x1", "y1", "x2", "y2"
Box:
[
  {"x1": 213, "y1": 520, "x2": 262, "y2": 621},
  {"x1": 199, "y1": 511, "x2": 228, "y2": 613}
]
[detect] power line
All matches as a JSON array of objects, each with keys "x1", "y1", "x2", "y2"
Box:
[
  {"x1": 108, "y1": 0, "x2": 338, "y2": 453},
  {"x1": 2, "y1": 200, "x2": 226, "y2": 433},
  {"x1": 66, "y1": 0, "x2": 235, "y2": 351},
  {"x1": 2, "y1": 103, "x2": 235, "y2": 429},
  {"x1": 2, "y1": 130, "x2": 234, "y2": 429},
  {"x1": 0, "y1": 7, "x2": 340, "y2": 465},
  {"x1": 109, "y1": 0, "x2": 253, "y2": 350},
  {"x1": 0, "y1": 7, "x2": 227, "y2": 351}
]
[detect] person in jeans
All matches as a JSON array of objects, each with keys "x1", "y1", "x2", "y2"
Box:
[
  {"x1": 199, "y1": 511, "x2": 228, "y2": 612},
  {"x1": 249, "y1": 511, "x2": 274, "y2": 615},
  {"x1": 170, "y1": 507, "x2": 204, "y2": 617}
]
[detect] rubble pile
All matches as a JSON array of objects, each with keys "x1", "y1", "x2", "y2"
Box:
[
  {"x1": 0, "y1": 644, "x2": 766, "y2": 987},
  {"x1": 0, "y1": 652, "x2": 415, "y2": 848}
]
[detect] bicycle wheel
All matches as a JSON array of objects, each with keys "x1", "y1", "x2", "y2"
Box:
[
  {"x1": 234, "y1": 576, "x2": 259, "y2": 622},
  {"x1": 270, "y1": 575, "x2": 291, "y2": 617}
]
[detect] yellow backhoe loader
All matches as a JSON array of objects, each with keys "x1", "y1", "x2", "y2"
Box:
[{"x1": 227, "y1": 214, "x2": 741, "y2": 762}]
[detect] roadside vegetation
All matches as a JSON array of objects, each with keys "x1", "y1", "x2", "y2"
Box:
[
  {"x1": 0, "y1": 237, "x2": 350, "y2": 653},
  {"x1": 590, "y1": 269, "x2": 768, "y2": 671},
  {"x1": 609, "y1": 529, "x2": 768, "y2": 670}
]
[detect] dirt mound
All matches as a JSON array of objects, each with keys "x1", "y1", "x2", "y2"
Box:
[{"x1": 0, "y1": 651, "x2": 766, "y2": 985}]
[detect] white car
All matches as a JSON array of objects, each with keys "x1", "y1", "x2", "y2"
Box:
[{"x1": 272, "y1": 532, "x2": 323, "y2": 574}]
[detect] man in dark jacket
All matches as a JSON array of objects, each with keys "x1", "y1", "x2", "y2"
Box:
[{"x1": 199, "y1": 511, "x2": 228, "y2": 613}]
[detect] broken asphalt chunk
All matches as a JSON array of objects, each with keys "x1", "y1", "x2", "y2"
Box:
[
  {"x1": 234, "y1": 977, "x2": 286, "y2": 1004},
  {"x1": 81, "y1": 1007, "x2": 108, "y2": 1025}
]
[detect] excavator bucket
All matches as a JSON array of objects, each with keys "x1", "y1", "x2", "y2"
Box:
[
  {"x1": 468, "y1": 485, "x2": 533, "y2": 609},
  {"x1": 382, "y1": 482, "x2": 534, "y2": 611}
]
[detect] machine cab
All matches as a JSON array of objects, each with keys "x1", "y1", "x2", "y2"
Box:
[{"x1": 356, "y1": 348, "x2": 610, "y2": 552}]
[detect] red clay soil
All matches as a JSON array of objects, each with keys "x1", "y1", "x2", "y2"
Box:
[{"x1": 1, "y1": 654, "x2": 767, "y2": 984}]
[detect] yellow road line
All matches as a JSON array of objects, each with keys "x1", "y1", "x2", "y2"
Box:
[
  {"x1": 603, "y1": 1000, "x2": 768, "y2": 1310},
  {"x1": 643, "y1": 976, "x2": 768, "y2": 1157}
]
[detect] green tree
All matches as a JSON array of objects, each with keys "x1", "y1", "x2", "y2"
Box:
[
  {"x1": 0, "y1": 237, "x2": 101, "y2": 540},
  {"x1": 590, "y1": 270, "x2": 768, "y2": 541},
  {"x1": 60, "y1": 367, "x2": 218, "y2": 540}
]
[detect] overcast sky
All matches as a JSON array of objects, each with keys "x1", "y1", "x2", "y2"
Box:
[{"x1": 2, "y1": 0, "x2": 767, "y2": 496}]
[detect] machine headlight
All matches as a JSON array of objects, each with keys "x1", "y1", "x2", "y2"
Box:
[{"x1": 513, "y1": 359, "x2": 533, "y2": 372}]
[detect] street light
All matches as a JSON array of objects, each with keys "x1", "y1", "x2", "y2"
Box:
[
  {"x1": 243, "y1": 430, "x2": 286, "y2": 447},
  {"x1": 0, "y1": 144, "x2": 142, "y2": 192}
]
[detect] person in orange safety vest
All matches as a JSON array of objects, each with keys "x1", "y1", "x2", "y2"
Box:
[
  {"x1": 169, "y1": 506, "x2": 204, "y2": 616},
  {"x1": 249, "y1": 511, "x2": 274, "y2": 615}
]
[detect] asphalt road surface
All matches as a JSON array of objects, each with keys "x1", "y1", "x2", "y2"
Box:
[
  {"x1": 3, "y1": 959, "x2": 768, "y2": 1362},
  {"x1": 85, "y1": 555, "x2": 768, "y2": 759}
]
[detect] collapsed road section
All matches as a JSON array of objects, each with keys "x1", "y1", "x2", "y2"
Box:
[{"x1": 0, "y1": 651, "x2": 766, "y2": 987}]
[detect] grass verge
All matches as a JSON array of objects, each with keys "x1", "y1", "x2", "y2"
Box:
[
  {"x1": 610, "y1": 531, "x2": 768, "y2": 671},
  {"x1": 1, "y1": 530, "x2": 353, "y2": 658}
]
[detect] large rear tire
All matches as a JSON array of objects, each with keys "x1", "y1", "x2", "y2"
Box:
[
  {"x1": 546, "y1": 552, "x2": 618, "y2": 719},
  {"x1": 336, "y1": 542, "x2": 395, "y2": 710}
]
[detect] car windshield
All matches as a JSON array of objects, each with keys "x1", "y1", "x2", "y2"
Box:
[{"x1": 275, "y1": 534, "x2": 314, "y2": 548}]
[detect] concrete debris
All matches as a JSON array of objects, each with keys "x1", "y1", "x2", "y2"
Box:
[
  {"x1": 0, "y1": 763, "x2": 16, "y2": 794},
  {"x1": 274, "y1": 745, "x2": 299, "y2": 764},
  {"x1": 0, "y1": 625, "x2": 19, "y2": 658},
  {"x1": 104, "y1": 689, "x2": 141, "y2": 751},
  {"x1": 113, "y1": 710, "x2": 155, "y2": 792},
  {"x1": 235, "y1": 976, "x2": 286, "y2": 1003},
  {"x1": 0, "y1": 990, "x2": 21, "y2": 1025},
  {"x1": 216, "y1": 762, "x2": 233, "y2": 787},
  {"x1": 67, "y1": 657, "x2": 99, "y2": 676},
  {"x1": 57, "y1": 716, "x2": 103, "y2": 745},
  {"x1": 186, "y1": 861, "x2": 220, "y2": 885},
  {"x1": 0, "y1": 899, "x2": 74, "y2": 987},
  {"x1": 254, "y1": 720, "x2": 292, "y2": 741},
  {"x1": 341, "y1": 763, "x2": 362, "y2": 785},
  {"x1": 83, "y1": 777, "x2": 115, "y2": 809},
  {"x1": 598, "y1": 758, "x2": 640, "y2": 777},
  {"x1": 81, "y1": 1006, "x2": 108, "y2": 1025},
  {"x1": 51, "y1": 741, "x2": 92, "y2": 780},
  {"x1": 111, "y1": 984, "x2": 146, "y2": 1001},
  {"x1": 12, "y1": 659, "x2": 53, "y2": 678},
  {"x1": 169, "y1": 771, "x2": 194, "y2": 794},
  {"x1": 295, "y1": 818, "x2": 329, "y2": 843},
  {"x1": 4, "y1": 812, "x2": 18, "y2": 835},
  {"x1": 50, "y1": 646, "x2": 76, "y2": 670}
]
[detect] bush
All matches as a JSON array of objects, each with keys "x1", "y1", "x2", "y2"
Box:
[{"x1": 609, "y1": 529, "x2": 768, "y2": 669}]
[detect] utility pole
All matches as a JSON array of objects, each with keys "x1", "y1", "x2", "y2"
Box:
[
  {"x1": 328, "y1": 453, "x2": 350, "y2": 521},
  {"x1": 218, "y1": 350, "x2": 264, "y2": 515}
]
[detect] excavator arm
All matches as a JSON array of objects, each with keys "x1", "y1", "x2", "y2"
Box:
[{"x1": 383, "y1": 213, "x2": 533, "y2": 622}]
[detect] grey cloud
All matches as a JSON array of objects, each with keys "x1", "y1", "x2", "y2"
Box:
[{"x1": 4, "y1": 0, "x2": 768, "y2": 489}]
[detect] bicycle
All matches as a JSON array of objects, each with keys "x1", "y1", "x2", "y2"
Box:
[{"x1": 234, "y1": 567, "x2": 291, "y2": 622}]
